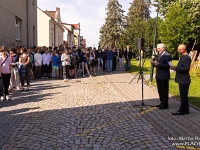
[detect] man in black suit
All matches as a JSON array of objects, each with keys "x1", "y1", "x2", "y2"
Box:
[
  {"x1": 151, "y1": 43, "x2": 172, "y2": 109},
  {"x1": 124, "y1": 45, "x2": 132, "y2": 71},
  {"x1": 171, "y1": 44, "x2": 191, "y2": 115}
]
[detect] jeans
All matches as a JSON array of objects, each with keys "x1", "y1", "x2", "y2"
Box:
[
  {"x1": 107, "y1": 60, "x2": 112, "y2": 72},
  {"x1": 97, "y1": 58, "x2": 103, "y2": 68},
  {"x1": 119, "y1": 58, "x2": 124, "y2": 70},
  {"x1": 20, "y1": 67, "x2": 30, "y2": 87}
]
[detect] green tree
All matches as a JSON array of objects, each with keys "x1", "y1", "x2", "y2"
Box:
[
  {"x1": 153, "y1": 0, "x2": 176, "y2": 16},
  {"x1": 124, "y1": 0, "x2": 151, "y2": 56},
  {"x1": 99, "y1": 0, "x2": 125, "y2": 48},
  {"x1": 181, "y1": 1, "x2": 200, "y2": 43},
  {"x1": 158, "y1": 2, "x2": 192, "y2": 57},
  {"x1": 144, "y1": 18, "x2": 157, "y2": 51}
]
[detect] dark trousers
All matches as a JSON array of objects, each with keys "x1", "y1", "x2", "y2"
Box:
[
  {"x1": 35, "y1": 66, "x2": 41, "y2": 79},
  {"x1": 63, "y1": 65, "x2": 69, "y2": 79},
  {"x1": 179, "y1": 84, "x2": 190, "y2": 113},
  {"x1": 125, "y1": 59, "x2": 131, "y2": 70},
  {"x1": 113, "y1": 57, "x2": 116, "y2": 71},
  {"x1": 156, "y1": 79, "x2": 169, "y2": 107},
  {"x1": 1, "y1": 73, "x2": 11, "y2": 96},
  {"x1": 103, "y1": 59, "x2": 106, "y2": 71}
]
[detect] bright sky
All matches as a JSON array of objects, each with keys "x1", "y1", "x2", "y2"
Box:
[{"x1": 38, "y1": 0, "x2": 157, "y2": 48}]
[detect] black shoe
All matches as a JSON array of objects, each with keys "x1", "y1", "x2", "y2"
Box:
[
  {"x1": 21, "y1": 88, "x2": 25, "y2": 92},
  {"x1": 159, "y1": 106, "x2": 168, "y2": 109},
  {"x1": 156, "y1": 103, "x2": 162, "y2": 107},
  {"x1": 185, "y1": 111, "x2": 189, "y2": 114},
  {"x1": 172, "y1": 111, "x2": 184, "y2": 115}
]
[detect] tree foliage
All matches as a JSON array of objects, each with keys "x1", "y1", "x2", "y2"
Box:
[
  {"x1": 158, "y1": 2, "x2": 192, "y2": 57},
  {"x1": 123, "y1": 0, "x2": 152, "y2": 56},
  {"x1": 99, "y1": 0, "x2": 125, "y2": 48},
  {"x1": 157, "y1": 0, "x2": 200, "y2": 57}
]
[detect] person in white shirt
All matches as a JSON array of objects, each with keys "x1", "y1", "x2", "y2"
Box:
[
  {"x1": 34, "y1": 49, "x2": 42, "y2": 79},
  {"x1": 42, "y1": 49, "x2": 51, "y2": 79},
  {"x1": 61, "y1": 48, "x2": 70, "y2": 81}
]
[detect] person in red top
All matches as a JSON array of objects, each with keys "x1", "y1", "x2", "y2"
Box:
[{"x1": 0, "y1": 46, "x2": 12, "y2": 101}]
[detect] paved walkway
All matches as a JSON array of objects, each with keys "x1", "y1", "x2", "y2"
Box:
[{"x1": 0, "y1": 71, "x2": 200, "y2": 150}]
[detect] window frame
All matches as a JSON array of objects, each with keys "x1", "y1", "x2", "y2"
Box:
[{"x1": 15, "y1": 17, "x2": 21, "y2": 41}]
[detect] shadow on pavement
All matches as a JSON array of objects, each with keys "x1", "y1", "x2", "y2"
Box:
[{"x1": 0, "y1": 97, "x2": 200, "y2": 149}]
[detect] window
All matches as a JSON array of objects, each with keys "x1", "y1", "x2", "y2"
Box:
[{"x1": 15, "y1": 18, "x2": 20, "y2": 40}]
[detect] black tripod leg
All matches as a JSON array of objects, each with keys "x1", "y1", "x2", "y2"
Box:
[
  {"x1": 129, "y1": 72, "x2": 140, "y2": 84},
  {"x1": 137, "y1": 72, "x2": 142, "y2": 83}
]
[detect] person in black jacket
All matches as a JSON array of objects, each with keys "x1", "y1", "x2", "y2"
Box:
[
  {"x1": 151, "y1": 43, "x2": 172, "y2": 109},
  {"x1": 124, "y1": 45, "x2": 132, "y2": 71},
  {"x1": 102, "y1": 48, "x2": 107, "y2": 71},
  {"x1": 112, "y1": 46, "x2": 117, "y2": 71},
  {"x1": 96, "y1": 47, "x2": 103, "y2": 70},
  {"x1": 171, "y1": 44, "x2": 191, "y2": 115}
]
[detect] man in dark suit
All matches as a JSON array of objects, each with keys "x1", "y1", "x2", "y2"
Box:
[
  {"x1": 124, "y1": 45, "x2": 132, "y2": 71},
  {"x1": 151, "y1": 43, "x2": 172, "y2": 109},
  {"x1": 171, "y1": 44, "x2": 191, "y2": 115}
]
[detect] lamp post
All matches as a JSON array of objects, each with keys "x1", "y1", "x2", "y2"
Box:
[{"x1": 149, "y1": 3, "x2": 159, "y2": 82}]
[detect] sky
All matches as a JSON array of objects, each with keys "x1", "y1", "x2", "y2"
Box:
[{"x1": 38, "y1": 0, "x2": 157, "y2": 48}]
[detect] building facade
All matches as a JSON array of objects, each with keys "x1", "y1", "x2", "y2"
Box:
[
  {"x1": 62, "y1": 23, "x2": 75, "y2": 48},
  {"x1": 37, "y1": 7, "x2": 64, "y2": 48},
  {"x1": 62, "y1": 23, "x2": 81, "y2": 48},
  {"x1": 0, "y1": 0, "x2": 37, "y2": 48}
]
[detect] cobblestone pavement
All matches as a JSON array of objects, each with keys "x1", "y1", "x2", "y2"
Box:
[{"x1": 0, "y1": 71, "x2": 200, "y2": 150}]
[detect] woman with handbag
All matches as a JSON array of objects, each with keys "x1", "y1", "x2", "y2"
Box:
[
  {"x1": 61, "y1": 48, "x2": 70, "y2": 81},
  {"x1": 0, "y1": 46, "x2": 12, "y2": 100}
]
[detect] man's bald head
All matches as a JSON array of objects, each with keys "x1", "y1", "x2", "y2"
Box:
[{"x1": 177, "y1": 44, "x2": 187, "y2": 55}]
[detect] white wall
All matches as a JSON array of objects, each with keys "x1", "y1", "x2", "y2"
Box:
[{"x1": 37, "y1": 7, "x2": 50, "y2": 47}]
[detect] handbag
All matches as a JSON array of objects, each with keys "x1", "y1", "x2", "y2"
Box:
[
  {"x1": 13, "y1": 67, "x2": 18, "y2": 72},
  {"x1": 62, "y1": 61, "x2": 66, "y2": 66}
]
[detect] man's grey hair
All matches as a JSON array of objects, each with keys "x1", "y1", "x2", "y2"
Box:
[{"x1": 157, "y1": 43, "x2": 165, "y2": 49}]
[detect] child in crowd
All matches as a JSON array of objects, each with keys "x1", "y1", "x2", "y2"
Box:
[
  {"x1": 51, "y1": 51, "x2": 59, "y2": 79},
  {"x1": 61, "y1": 48, "x2": 70, "y2": 81}
]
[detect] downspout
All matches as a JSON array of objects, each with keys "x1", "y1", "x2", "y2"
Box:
[
  {"x1": 26, "y1": 0, "x2": 29, "y2": 48},
  {"x1": 78, "y1": 23, "x2": 80, "y2": 46},
  {"x1": 54, "y1": 24, "x2": 56, "y2": 47}
]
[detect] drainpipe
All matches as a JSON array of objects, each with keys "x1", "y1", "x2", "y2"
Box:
[
  {"x1": 78, "y1": 23, "x2": 80, "y2": 46},
  {"x1": 26, "y1": 0, "x2": 29, "y2": 48},
  {"x1": 54, "y1": 24, "x2": 56, "y2": 47}
]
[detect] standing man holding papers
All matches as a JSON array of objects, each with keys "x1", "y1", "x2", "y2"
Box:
[
  {"x1": 151, "y1": 43, "x2": 172, "y2": 109},
  {"x1": 171, "y1": 44, "x2": 191, "y2": 115}
]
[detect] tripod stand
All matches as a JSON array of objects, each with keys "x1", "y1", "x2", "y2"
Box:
[{"x1": 129, "y1": 49, "x2": 152, "y2": 111}]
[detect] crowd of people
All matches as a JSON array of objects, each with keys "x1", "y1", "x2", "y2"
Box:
[
  {"x1": 0, "y1": 43, "x2": 192, "y2": 115},
  {"x1": 0, "y1": 44, "x2": 133, "y2": 101}
]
